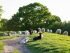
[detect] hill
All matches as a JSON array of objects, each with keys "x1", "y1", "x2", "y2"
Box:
[{"x1": 27, "y1": 32, "x2": 70, "y2": 53}]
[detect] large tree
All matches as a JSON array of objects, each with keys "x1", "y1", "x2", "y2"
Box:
[{"x1": 6, "y1": 2, "x2": 61, "y2": 31}]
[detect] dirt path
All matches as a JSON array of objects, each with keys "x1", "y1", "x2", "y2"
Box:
[{"x1": 3, "y1": 37, "x2": 30, "y2": 53}]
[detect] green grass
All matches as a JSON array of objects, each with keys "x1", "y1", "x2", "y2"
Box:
[
  {"x1": 27, "y1": 32, "x2": 70, "y2": 53},
  {"x1": 0, "y1": 35, "x2": 20, "y2": 40},
  {"x1": 0, "y1": 41, "x2": 4, "y2": 53},
  {"x1": 13, "y1": 49, "x2": 20, "y2": 53}
]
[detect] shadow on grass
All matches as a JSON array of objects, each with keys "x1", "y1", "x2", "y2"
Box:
[
  {"x1": 26, "y1": 42, "x2": 59, "y2": 53},
  {"x1": 26, "y1": 41, "x2": 70, "y2": 53}
]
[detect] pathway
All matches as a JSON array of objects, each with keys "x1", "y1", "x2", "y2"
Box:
[{"x1": 3, "y1": 37, "x2": 30, "y2": 53}]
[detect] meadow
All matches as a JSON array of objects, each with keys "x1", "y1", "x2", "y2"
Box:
[{"x1": 27, "y1": 32, "x2": 70, "y2": 53}]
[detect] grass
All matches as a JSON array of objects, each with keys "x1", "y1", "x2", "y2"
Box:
[
  {"x1": 0, "y1": 35, "x2": 20, "y2": 40},
  {"x1": 26, "y1": 32, "x2": 70, "y2": 53},
  {"x1": 13, "y1": 49, "x2": 20, "y2": 53},
  {"x1": 0, "y1": 41, "x2": 4, "y2": 53}
]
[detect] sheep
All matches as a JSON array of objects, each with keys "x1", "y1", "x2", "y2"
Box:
[
  {"x1": 56, "y1": 29, "x2": 62, "y2": 34},
  {"x1": 41, "y1": 28, "x2": 45, "y2": 32},
  {"x1": 38, "y1": 28, "x2": 42, "y2": 33},
  {"x1": 47, "y1": 29, "x2": 50, "y2": 32},
  {"x1": 63, "y1": 31, "x2": 68, "y2": 35},
  {"x1": 33, "y1": 30, "x2": 37, "y2": 33},
  {"x1": 25, "y1": 30, "x2": 30, "y2": 36},
  {"x1": 33, "y1": 33, "x2": 43, "y2": 41},
  {"x1": 49, "y1": 30, "x2": 53, "y2": 33}
]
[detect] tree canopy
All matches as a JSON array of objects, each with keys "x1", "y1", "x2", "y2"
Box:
[{"x1": 6, "y1": 2, "x2": 61, "y2": 31}]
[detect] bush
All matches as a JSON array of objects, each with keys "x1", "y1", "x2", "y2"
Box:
[{"x1": 0, "y1": 33, "x2": 5, "y2": 36}]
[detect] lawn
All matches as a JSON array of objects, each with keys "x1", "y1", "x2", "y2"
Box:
[
  {"x1": 0, "y1": 41, "x2": 4, "y2": 53},
  {"x1": 27, "y1": 32, "x2": 70, "y2": 53}
]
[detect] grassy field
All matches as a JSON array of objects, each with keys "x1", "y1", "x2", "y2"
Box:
[
  {"x1": 0, "y1": 41, "x2": 4, "y2": 53},
  {"x1": 0, "y1": 36, "x2": 15, "y2": 40},
  {"x1": 27, "y1": 32, "x2": 70, "y2": 53}
]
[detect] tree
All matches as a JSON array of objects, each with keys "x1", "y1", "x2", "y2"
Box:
[
  {"x1": 61, "y1": 21, "x2": 70, "y2": 35},
  {"x1": 48, "y1": 21, "x2": 62, "y2": 32},
  {"x1": 0, "y1": 6, "x2": 3, "y2": 19},
  {"x1": 6, "y1": 2, "x2": 61, "y2": 31},
  {"x1": 45, "y1": 15, "x2": 61, "y2": 28},
  {"x1": 0, "y1": 19, "x2": 8, "y2": 30}
]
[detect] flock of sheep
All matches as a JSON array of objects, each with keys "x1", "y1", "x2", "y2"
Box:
[
  {"x1": 19, "y1": 28, "x2": 69, "y2": 43},
  {"x1": 33, "y1": 28, "x2": 68, "y2": 35},
  {"x1": 0, "y1": 28, "x2": 68, "y2": 44}
]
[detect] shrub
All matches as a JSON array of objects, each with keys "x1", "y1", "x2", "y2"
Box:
[{"x1": 0, "y1": 33, "x2": 5, "y2": 36}]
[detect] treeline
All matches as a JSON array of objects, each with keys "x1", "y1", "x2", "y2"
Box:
[
  {"x1": 47, "y1": 21, "x2": 70, "y2": 35},
  {"x1": 0, "y1": 2, "x2": 70, "y2": 35}
]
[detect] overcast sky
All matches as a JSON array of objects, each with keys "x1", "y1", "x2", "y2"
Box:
[{"x1": 0, "y1": 0, "x2": 70, "y2": 22}]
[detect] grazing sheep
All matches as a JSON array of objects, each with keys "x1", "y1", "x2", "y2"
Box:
[
  {"x1": 41, "y1": 28, "x2": 45, "y2": 32},
  {"x1": 38, "y1": 28, "x2": 42, "y2": 33},
  {"x1": 47, "y1": 29, "x2": 50, "y2": 32},
  {"x1": 33, "y1": 33, "x2": 43, "y2": 41},
  {"x1": 63, "y1": 31, "x2": 68, "y2": 35},
  {"x1": 49, "y1": 30, "x2": 52, "y2": 33},
  {"x1": 56, "y1": 29, "x2": 62, "y2": 34},
  {"x1": 25, "y1": 30, "x2": 30, "y2": 36},
  {"x1": 33, "y1": 30, "x2": 37, "y2": 33}
]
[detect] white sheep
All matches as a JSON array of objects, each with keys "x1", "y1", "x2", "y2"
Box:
[
  {"x1": 47, "y1": 29, "x2": 50, "y2": 32},
  {"x1": 33, "y1": 30, "x2": 37, "y2": 33},
  {"x1": 56, "y1": 29, "x2": 62, "y2": 34},
  {"x1": 63, "y1": 31, "x2": 68, "y2": 35},
  {"x1": 41, "y1": 28, "x2": 45, "y2": 32},
  {"x1": 49, "y1": 30, "x2": 52, "y2": 33},
  {"x1": 38, "y1": 28, "x2": 42, "y2": 32},
  {"x1": 25, "y1": 30, "x2": 30, "y2": 36}
]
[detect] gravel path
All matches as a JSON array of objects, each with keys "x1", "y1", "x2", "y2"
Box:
[{"x1": 3, "y1": 37, "x2": 31, "y2": 53}]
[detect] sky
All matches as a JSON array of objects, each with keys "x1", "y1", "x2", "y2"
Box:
[{"x1": 0, "y1": 0, "x2": 70, "y2": 22}]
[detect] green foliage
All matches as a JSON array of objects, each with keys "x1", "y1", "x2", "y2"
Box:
[
  {"x1": 61, "y1": 21, "x2": 70, "y2": 35},
  {"x1": 0, "y1": 41, "x2": 4, "y2": 53},
  {"x1": 0, "y1": 19, "x2": 8, "y2": 31},
  {"x1": 13, "y1": 49, "x2": 20, "y2": 53},
  {"x1": 0, "y1": 6, "x2": 3, "y2": 17},
  {"x1": 27, "y1": 33, "x2": 70, "y2": 53},
  {"x1": 48, "y1": 21, "x2": 62, "y2": 32},
  {"x1": 5, "y1": 2, "x2": 61, "y2": 31}
]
